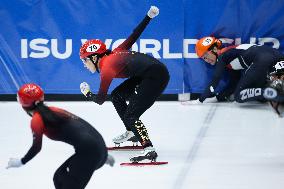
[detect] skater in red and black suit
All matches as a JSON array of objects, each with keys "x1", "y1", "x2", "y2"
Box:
[
  {"x1": 79, "y1": 6, "x2": 169, "y2": 163},
  {"x1": 6, "y1": 83, "x2": 114, "y2": 189}
]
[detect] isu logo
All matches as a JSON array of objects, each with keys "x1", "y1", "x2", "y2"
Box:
[{"x1": 20, "y1": 37, "x2": 280, "y2": 59}]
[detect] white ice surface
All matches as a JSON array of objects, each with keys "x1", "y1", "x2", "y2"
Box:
[{"x1": 1, "y1": 101, "x2": 284, "y2": 189}]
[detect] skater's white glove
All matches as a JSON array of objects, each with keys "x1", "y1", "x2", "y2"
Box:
[
  {"x1": 147, "y1": 6, "x2": 159, "y2": 18},
  {"x1": 6, "y1": 158, "x2": 23, "y2": 169},
  {"x1": 80, "y1": 82, "x2": 91, "y2": 97},
  {"x1": 105, "y1": 154, "x2": 115, "y2": 167}
]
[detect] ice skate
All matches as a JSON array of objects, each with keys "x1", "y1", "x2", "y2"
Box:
[
  {"x1": 112, "y1": 131, "x2": 139, "y2": 146},
  {"x1": 130, "y1": 147, "x2": 158, "y2": 163}
]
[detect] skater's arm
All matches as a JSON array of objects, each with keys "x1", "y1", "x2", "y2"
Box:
[
  {"x1": 80, "y1": 89, "x2": 104, "y2": 105},
  {"x1": 208, "y1": 58, "x2": 227, "y2": 90},
  {"x1": 95, "y1": 72, "x2": 114, "y2": 105},
  {"x1": 204, "y1": 48, "x2": 243, "y2": 95},
  {"x1": 80, "y1": 70, "x2": 114, "y2": 105},
  {"x1": 199, "y1": 58, "x2": 227, "y2": 102},
  {"x1": 116, "y1": 6, "x2": 159, "y2": 50},
  {"x1": 83, "y1": 86, "x2": 110, "y2": 105},
  {"x1": 21, "y1": 118, "x2": 43, "y2": 164}
]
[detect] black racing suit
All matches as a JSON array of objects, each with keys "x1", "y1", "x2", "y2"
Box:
[
  {"x1": 21, "y1": 107, "x2": 107, "y2": 189},
  {"x1": 200, "y1": 44, "x2": 284, "y2": 103},
  {"x1": 86, "y1": 15, "x2": 170, "y2": 147}
]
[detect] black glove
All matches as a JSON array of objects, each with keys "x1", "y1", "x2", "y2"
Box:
[{"x1": 84, "y1": 91, "x2": 105, "y2": 105}]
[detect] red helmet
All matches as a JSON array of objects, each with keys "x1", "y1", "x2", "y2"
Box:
[
  {"x1": 79, "y1": 39, "x2": 107, "y2": 59},
  {"x1": 195, "y1": 37, "x2": 222, "y2": 58},
  {"x1": 17, "y1": 83, "x2": 44, "y2": 108}
]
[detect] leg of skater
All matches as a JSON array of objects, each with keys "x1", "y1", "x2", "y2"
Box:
[
  {"x1": 122, "y1": 64, "x2": 169, "y2": 162},
  {"x1": 111, "y1": 77, "x2": 142, "y2": 145},
  {"x1": 234, "y1": 53, "x2": 275, "y2": 103}
]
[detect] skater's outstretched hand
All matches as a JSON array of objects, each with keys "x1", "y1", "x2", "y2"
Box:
[
  {"x1": 147, "y1": 6, "x2": 159, "y2": 18},
  {"x1": 6, "y1": 158, "x2": 23, "y2": 169}
]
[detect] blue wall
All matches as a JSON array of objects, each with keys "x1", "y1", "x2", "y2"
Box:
[{"x1": 0, "y1": 0, "x2": 284, "y2": 94}]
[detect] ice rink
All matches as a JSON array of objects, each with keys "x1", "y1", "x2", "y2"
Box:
[{"x1": 1, "y1": 100, "x2": 284, "y2": 189}]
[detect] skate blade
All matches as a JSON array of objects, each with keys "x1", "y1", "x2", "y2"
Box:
[
  {"x1": 107, "y1": 146, "x2": 144, "y2": 151},
  {"x1": 120, "y1": 162, "x2": 168, "y2": 166}
]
